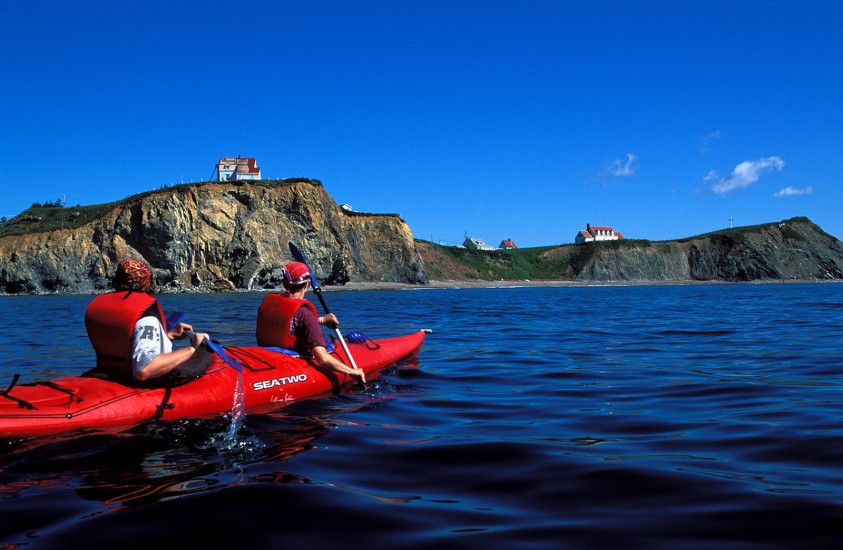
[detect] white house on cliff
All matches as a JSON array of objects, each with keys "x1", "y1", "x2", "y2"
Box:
[
  {"x1": 463, "y1": 235, "x2": 496, "y2": 250},
  {"x1": 216, "y1": 156, "x2": 261, "y2": 181},
  {"x1": 575, "y1": 224, "x2": 624, "y2": 244}
]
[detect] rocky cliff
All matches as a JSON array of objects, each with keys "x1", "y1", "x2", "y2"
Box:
[
  {"x1": 416, "y1": 217, "x2": 843, "y2": 283},
  {"x1": 0, "y1": 180, "x2": 428, "y2": 294},
  {"x1": 565, "y1": 217, "x2": 843, "y2": 282}
]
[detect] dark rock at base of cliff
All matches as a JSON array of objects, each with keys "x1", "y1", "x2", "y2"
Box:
[{"x1": 324, "y1": 258, "x2": 350, "y2": 286}]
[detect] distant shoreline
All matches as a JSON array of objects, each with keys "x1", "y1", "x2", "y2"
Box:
[
  {"x1": 1, "y1": 278, "x2": 837, "y2": 297},
  {"x1": 328, "y1": 278, "x2": 842, "y2": 291}
]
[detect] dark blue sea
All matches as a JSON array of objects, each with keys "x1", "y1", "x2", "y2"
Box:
[{"x1": 1, "y1": 283, "x2": 842, "y2": 549}]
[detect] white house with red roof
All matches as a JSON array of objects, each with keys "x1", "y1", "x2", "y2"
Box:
[
  {"x1": 499, "y1": 239, "x2": 517, "y2": 249},
  {"x1": 216, "y1": 156, "x2": 261, "y2": 181},
  {"x1": 575, "y1": 224, "x2": 624, "y2": 244}
]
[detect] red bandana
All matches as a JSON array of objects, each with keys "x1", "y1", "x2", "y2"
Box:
[{"x1": 114, "y1": 259, "x2": 152, "y2": 292}]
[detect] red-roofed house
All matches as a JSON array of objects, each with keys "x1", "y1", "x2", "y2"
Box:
[
  {"x1": 217, "y1": 156, "x2": 261, "y2": 181},
  {"x1": 499, "y1": 239, "x2": 517, "y2": 249},
  {"x1": 575, "y1": 224, "x2": 624, "y2": 243}
]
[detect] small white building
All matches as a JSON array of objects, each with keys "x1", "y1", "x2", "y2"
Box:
[
  {"x1": 499, "y1": 239, "x2": 517, "y2": 249},
  {"x1": 463, "y1": 236, "x2": 496, "y2": 251},
  {"x1": 575, "y1": 224, "x2": 624, "y2": 244},
  {"x1": 217, "y1": 156, "x2": 261, "y2": 181}
]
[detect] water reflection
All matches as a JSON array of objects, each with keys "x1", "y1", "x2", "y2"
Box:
[{"x1": 1, "y1": 407, "x2": 345, "y2": 513}]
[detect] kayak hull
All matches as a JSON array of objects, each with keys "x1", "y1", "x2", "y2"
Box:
[{"x1": 0, "y1": 331, "x2": 426, "y2": 439}]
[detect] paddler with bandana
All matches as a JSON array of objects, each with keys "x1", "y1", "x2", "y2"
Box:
[{"x1": 85, "y1": 259, "x2": 211, "y2": 384}]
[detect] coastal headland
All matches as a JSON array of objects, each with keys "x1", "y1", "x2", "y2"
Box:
[{"x1": 1, "y1": 179, "x2": 842, "y2": 294}]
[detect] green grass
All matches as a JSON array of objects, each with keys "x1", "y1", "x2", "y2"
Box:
[
  {"x1": 0, "y1": 203, "x2": 117, "y2": 236},
  {"x1": 676, "y1": 217, "x2": 815, "y2": 245},
  {"x1": 421, "y1": 241, "x2": 577, "y2": 280},
  {"x1": 684, "y1": 219, "x2": 790, "y2": 242},
  {"x1": 419, "y1": 238, "x2": 688, "y2": 281}
]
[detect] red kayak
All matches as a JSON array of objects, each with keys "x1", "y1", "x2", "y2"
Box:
[{"x1": 0, "y1": 331, "x2": 427, "y2": 439}]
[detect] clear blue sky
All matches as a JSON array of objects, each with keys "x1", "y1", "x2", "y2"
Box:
[{"x1": 2, "y1": 0, "x2": 841, "y2": 247}]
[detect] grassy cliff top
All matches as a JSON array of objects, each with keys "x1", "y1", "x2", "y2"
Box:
[{"x1": 0, "y1": 178, "x2": 322, "y2": 238}]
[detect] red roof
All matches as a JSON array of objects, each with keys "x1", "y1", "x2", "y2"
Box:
[
  {"x1": 501, "y1": 239, "x2": 517, "y2": 248},
  {"x1": 217, "y1": 156, "x2": 261, "y2": 174},
  {"x1": 239, "y1": 157, "x2": 260, "y2": 174}
]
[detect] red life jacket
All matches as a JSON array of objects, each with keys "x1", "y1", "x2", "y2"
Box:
[
  {"x1": 256, "y1": 293, "x2": 319, "y2": 351},
  {"x1": 85, "y1": 291, "x2": 167, "y2": 371}
]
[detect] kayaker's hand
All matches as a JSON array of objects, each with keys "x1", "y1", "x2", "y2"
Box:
[
  {"x1": 169, "y1": 322, "x2": 194, "y2": 341},
  {"x1": 190, "y1": 332, "x2": 209, "y2": 350},
  {"x1": 319, "y1": 313, "x2": 339, "y2": 329},
  {"x1": 349, "y1": 368, "x2": 366, "y2": 384}
]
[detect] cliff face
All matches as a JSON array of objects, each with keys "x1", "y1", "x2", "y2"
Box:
[
  {"x1": 0, "y1": 181, "x2": 428, "y2": 294},
  {"x1": 548, "y1": 217, "x2": 843, "y2": 282}
]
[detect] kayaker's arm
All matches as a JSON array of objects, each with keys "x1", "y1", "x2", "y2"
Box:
[
  {"x1": 136, "y1": 332, "x2": 210, "y2": 382},
  {"x1": 312, "y1": 346, "x2": 366, "y2": 383}
]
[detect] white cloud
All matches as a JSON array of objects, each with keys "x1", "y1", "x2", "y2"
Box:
[
  {"x1": 708, "y1": 156, "x2": 785, "y2": 194},
  {"x1": 774, "y1": 186, "x2": 813, "y2": 198},
  {"x1": 606, "y1": 153, "x2": 637, "y2": 177},
  {"x1": 703, "y1": 169, "x2": 719, "y2": 183}
]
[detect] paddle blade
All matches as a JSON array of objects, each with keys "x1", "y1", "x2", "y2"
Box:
[
  {"x1": 205, "y1": 338, "x2": 243, "y2": 373},
  {"x1": 166, "y1": 311, "x2": 186, "y2": 328},
  {"x1": 186, "y1": 331, "x2": 243, "y2": 372}
]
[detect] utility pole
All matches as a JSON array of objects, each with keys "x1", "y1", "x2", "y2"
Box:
[{"x1": 729, "y1": 216, "x2": 734, "y2": 229}]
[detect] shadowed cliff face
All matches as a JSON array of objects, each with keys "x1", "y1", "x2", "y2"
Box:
[{"x1": 0, "y1": 181, "x2": 428, "y2": 294}]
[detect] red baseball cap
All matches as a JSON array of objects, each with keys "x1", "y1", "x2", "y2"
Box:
[{"x1": 283, "y1": 261, "x2": 311, "y2": 288}]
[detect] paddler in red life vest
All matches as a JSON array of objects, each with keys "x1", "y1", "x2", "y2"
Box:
[
  {"x1": 85, "y1": 259, "x2": 211, "y2": 383},
  {"x1": 256, "y1": 261, "x2": 366, "y2": 383}
]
